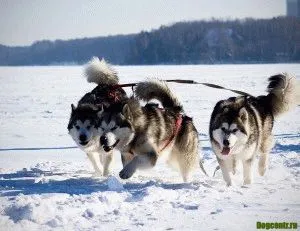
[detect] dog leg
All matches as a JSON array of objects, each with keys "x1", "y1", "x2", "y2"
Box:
[
  {"x1": 243, "y1": 157, "x2": 254, "y2": 185},
  {"x1": 103, "y1": 152, "x2": 114, "y2": 176},
  {"x1": 87, "y1": 152, "x2": 103, "y2": 176},
  {"x1": 119, "y1": 143, "x2": 158, "y2": 179},
  {"x1": 258, "y1": 152, "x2": 269, "y2": 176},
  {"x1": 232, "y1": 157, "x2": 237, "y2": 175},
  {"x1": 174, "y1": 122, "x2": 199, "y2": 182},
  {"x1": 217, "y1": 158, "x2": 232, "y2": 186},
  {"x1": 119, "y1": 152, "x2": 157, "y2": 179},
  {"x1": 178, "y1": 150, "x2": 199, "y2": 183},
  {"x1": 180, "y1": 168, "x2": 192, "y2": 183},
  {"x1": 258, "y1": 135, "x2": 273, "y2": 176},
  {"x1": 121, "y1": 152, "x2": 135, "y2": 167}
]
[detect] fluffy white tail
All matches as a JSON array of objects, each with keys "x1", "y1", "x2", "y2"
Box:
[
  {"x1": 135, "y1": 79, "x2": 183, "y2": 112},
  {"x1": 84, "y1": 57, "x2": 119, "y2": 85},
  {"x1": 267, "y1": 73, "x2": 297, "y2": 117}
]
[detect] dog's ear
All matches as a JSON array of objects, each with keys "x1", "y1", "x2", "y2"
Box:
[
  {"x1": 71, "y1": 104, "x2": 76, "y2": 114},
  {"x1": 239, "y1": 107, "x2": 248, "y2": 121},
  {"x1": 122, "y1": 104, "x2": 132, "y2": 121}
]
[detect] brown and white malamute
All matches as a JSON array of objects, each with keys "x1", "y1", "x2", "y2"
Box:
[{"x1": 97, "y1": 80, "x2": 204, "y2": 182}]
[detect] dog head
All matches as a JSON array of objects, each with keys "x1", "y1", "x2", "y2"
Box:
[
  {"x1": 97, "y1": 103, "x2": 135, "y2": 153},
  {"x1": 212, "y1": 100, "x2": 249, "y2": 156},
  {"x1": 68, "y1": 104, "x2": 100, "y2": 147}
]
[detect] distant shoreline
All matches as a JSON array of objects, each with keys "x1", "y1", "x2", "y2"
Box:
[{"x1": 1, "y1": 17, "x2": 299, "y2": 66}]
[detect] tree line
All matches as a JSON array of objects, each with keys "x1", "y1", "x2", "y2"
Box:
[{"x1": 0, "y1": 17, "x2": 299, "y2": 65}]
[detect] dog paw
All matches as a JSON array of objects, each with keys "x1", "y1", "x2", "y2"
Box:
[
  {"x1": 226, "y1": 182, "x2": 233, "y2": 187},
  {"x1": 92, "y1": 171, "x2": 103, "y2": 177},
  {"x1": 258, "y1": 166, "x2": 267, "y2": 176},
  {"x1": 103, "y1": 171, "x2": 110, "y2": 177},
  {"x1": 119, "y1": 166, "x2": 135, "y2": 179},
  {"x1": 243, "y1": 178, "x2": 252, "y2": 185}
]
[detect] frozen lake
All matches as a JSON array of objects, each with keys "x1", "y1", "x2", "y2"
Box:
[{"x1": 0, "y1": 64, "x2": 299, "y2": 230}]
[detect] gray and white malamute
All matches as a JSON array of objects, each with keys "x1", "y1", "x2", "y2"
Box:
[
  {"x1": 209, "y1": 74, "x2": 297, "y2": 186},
  {"x1": 68, "y1": 57, "x2": 128, "y2": 176},
  {"x1": 97, "y1": 80, "x2": 201, "y2": 182}
]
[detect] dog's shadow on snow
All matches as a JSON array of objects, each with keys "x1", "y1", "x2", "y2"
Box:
[
  {"x1": 273, "y1": 143, "x2": 300, "y2": 153},
  {"x1": 0, "y1": 170, "x2": 107, "y2": 196},
  {"x1": 0, "y1": 169, "x2": 201, "y2": 198}
]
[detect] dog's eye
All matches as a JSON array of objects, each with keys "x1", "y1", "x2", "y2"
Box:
[
  {"x1": 232, "y1": 128, "x2": 238, "y2": 133},
  {"x1": 75, "y1": 125, "x2": 80, "y2": 130},
  {"x1": 86, "y1": 126, "x2": 91, "y2": 130},
  {"x1": 111, "y1": 126, "x2": 118, "y2": 131},
  {"x1": 221, "y1": 127, "x2": 226, "y2": 132}
]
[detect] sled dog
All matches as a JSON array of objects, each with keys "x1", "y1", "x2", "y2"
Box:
[
  {"x1": 97, "y1": 80, "x2": 201, "y2": 182},
  {"x1": 209, "y1": 73, "x2": 297, "y2": 185},
  {"x1": 68, "y1": 57, "x2": 128, "y2": 176}
]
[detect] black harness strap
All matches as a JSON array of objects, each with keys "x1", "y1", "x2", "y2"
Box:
[{"x1": 113, "y1": 79, "x2": 253, "y2": 97}]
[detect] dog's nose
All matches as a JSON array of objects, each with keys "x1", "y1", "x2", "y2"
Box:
[
  {"x1": 100, "y1": 135, "x2": 108, "y2": 146},
  {"x1": 223, "y1": 139, "x2": 230, "y2": 147},
  {"x1": 79, "y1": 134, "x2": 87, "y2": 141}
]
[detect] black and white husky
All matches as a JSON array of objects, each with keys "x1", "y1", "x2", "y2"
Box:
[
  {"x1": 209, "y1": 74, "x2": 297, "y2": 186},
  {"x1": 97, "y1": 80, "x2": 201, "y2": 182},
  {"x1": 68, "y1": 57, "x2": 128, "y2": 176}
]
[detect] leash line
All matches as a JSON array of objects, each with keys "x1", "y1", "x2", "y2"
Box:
[
  {"x1": 1, "y1": 141, "x2": 211, "y2": 152},
  {"x1": 116, "y1": 79, "x2": 253, "y2": 97},
  {"x1": 0, "y1": 146, "x2": 78, "y2": 152}
]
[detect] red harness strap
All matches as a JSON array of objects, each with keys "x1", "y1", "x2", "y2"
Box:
[
  {"x1": 159, "y1": 114, "x2": 183, "y2": 152},
  {"x1": 108, "y1": 90, "x2": 120, "y2": 102},
  {"x1": 108, "y1": 85, "x2": 124, "y2": 102},
  {"x1": 127, "y1": 114, "x2": 183, "y2": 155}
]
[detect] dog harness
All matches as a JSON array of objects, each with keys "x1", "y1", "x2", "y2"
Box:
[
  {"x1": 85, "y1": 84, "x2": 127, "y2": 105},
  {"x1": 128, "y1": 114, "x2": 183, "y2": 155},
  {"x1": 159, "y1": 114, "x2": 183, "y2": 152},
  {"x1": 109, "y1": 84, "x2": 134, "y2": 102},
  {"x1": 108, "y1": 90, "x2": 121, "y2": 102}
]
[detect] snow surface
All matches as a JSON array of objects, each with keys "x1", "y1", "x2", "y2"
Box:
[{"x1": 0, "y1": 64, "x2": 299, "y2": 231}]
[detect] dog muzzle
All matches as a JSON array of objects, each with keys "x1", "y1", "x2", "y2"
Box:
[
  {"x1": 79, "y1": 141, "x2": 89, "y2": 146},
  {"x1": 102, "y1": 139, "x2": 120, "y2": 152}
]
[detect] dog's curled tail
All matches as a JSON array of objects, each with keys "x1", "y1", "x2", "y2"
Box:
[
  {"x1": 135, "y1": 79, "x2": 183, "y2": 112},
  {"x1": 84, "y1": 57, "x2": 119, "y2": 85},
  {"x1": 266, "y1": 73, "x2": 297, "y2": 118}
]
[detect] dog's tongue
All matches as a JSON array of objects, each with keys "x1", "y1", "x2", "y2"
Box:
[{"x1": 221, "y1": 147, "x2": 231, "y2": 155}]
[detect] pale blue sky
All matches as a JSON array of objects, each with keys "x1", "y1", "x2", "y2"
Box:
[{"x1": 0, "y1": 0, "x2": 286, "y2": 46}]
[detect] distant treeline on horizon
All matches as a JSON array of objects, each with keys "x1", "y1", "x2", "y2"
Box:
[{"x1": 0, "y1": 17, "x2": 299, "y2": 66}]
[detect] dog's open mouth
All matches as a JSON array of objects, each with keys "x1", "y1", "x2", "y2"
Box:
[
  {"x1": 79, "y1": 141, "x2": 89, "y2": 146},
  {"x1": 221, "y1": 147, "x2": 231, "y2": 155},
  {"x1": 102, "y1": 139, "x2": 120, "y2": 152}
]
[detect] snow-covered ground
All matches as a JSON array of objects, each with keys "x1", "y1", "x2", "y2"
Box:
[{"x1": 0, "y1": 64, "x2": 299, "y2": 231}]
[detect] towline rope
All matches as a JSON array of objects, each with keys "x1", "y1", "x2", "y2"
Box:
[
  {"x1": 0, "y1": 146, "x2": 78, "y2": 152},
  {"x1": 116, "y1": 79, "x2": 254, "y2": 97}
]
